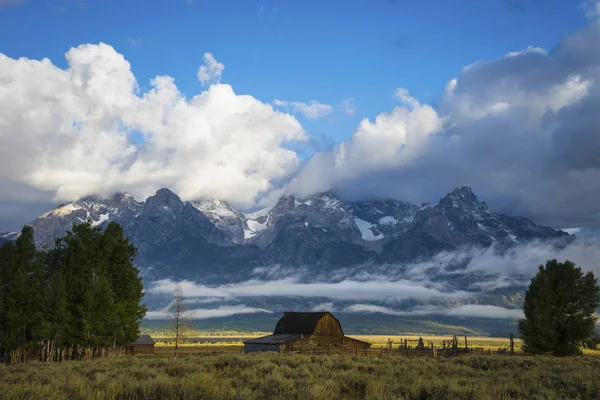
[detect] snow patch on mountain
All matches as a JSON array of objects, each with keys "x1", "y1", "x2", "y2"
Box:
[
  {"x1": 91, "y1": 213, "x2": 110, "y2": 227},
  {"x1": 379, "y1": 216, "x2": 398, "y2": 225},
  {"x1": 354, "y1": 217, "x2": 384, "y2": 241},
  {"x1": 244, "y1": 206, "x2": 273, "y2": 220},
  {"x1": 244, "y1": 218, "x2": 268, "y2": 239}
]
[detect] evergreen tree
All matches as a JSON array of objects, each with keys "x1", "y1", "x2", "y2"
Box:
[
  {"x1": 101, "y1": 222, "x2": 147, "y2": 350},
  {"x1": 518, "y1": 259, "x2": 600, "y2": 356},
  {"x1": 40, "y1": 247, "x2": 69, "y2": 362},
  {"x1": 1, "y1": 222, "x2": 147, "y2": 363},
  {"x1": 58, "y1": 223, "x2": 105, "y2": 358},
  {"x1": 0, "y1": 240, "x2": 17, "y2": 362},
  {"x1": 40, "y1": 239, "x2": 73, "y2": 362},
  {"x1": 0, "y1": 226, "x2": 44, "y2": 363}
]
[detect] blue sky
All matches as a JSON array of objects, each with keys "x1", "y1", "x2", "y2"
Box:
[
  {"x1": 0, "y1": 0, "x2": 590, "y2": 148},
  {"x1": 1, "y1": 0, "x2": 600, "y2": 231}
]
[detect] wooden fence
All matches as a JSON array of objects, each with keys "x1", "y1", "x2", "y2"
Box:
[{"x1": 281, "y1": 334, "x2": 519, "y2": 359}]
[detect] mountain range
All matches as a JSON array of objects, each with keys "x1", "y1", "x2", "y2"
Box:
[{"x1": 0, "y1": 186, "x2": 570, "y2": 283}]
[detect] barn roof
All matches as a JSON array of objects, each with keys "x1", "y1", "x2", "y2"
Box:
[
  {"x1": 132, "y1": 335, "x2": 155, "y2": 345},
  {"x1": 243, "y1": 334, "x2": 301, "y2": 345},
  {"x1": 344, "y1": 336, "x2": 371, "y2": 346},
  {"x1": 273, "y1": 312, "x2": 335, "y2": 335}
]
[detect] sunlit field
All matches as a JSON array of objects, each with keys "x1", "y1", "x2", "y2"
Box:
[
  {"x1": 154, "y1": 334, "x2": 520, "y2": 351},
  {"x1": 349, "y1": 335, "x2": 519, "y2": 351},
  {"x1": 153, "y1": 334, "x2": 600, "y2": 355}
]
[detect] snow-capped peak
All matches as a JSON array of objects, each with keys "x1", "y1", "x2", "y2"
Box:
[
  {"x1": 193, "y1": 199, "x2": 238, "y2": 219},
  {"x1": 40, "y1": 203, "x2": 82, "y2": 219},
  {"x1": 311, "y1": 191, "x2": 345, "y2": 213}
]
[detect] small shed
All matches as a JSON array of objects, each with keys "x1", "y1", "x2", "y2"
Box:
[
  {"x1": 131, "y1": 335, "x2": 155, "y2": 355},
  {"x1": 244, "y1": 311, "x2": 370, "y2": 353}
]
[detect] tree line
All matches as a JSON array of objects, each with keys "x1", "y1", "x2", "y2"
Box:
[{"x1": 0, "y1": 222, "x2": 147, "y2": 364}]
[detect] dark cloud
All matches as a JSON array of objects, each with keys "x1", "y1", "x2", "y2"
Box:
[
  {"x1": 290, "y1": 19, "x2": 600, "y2": 230},
  {"x1": 0, "y1": 183, "x2": 55, "y2": 230},
  {"x1": 0, "y1": 201, "x2": 54, "y2": 231}
]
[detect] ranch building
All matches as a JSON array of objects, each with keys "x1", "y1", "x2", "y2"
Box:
[
  {"x1": 131, "y1": 335, "x2": 155, "y2": 355},
  {"x1": 243, "y1": 311, "x2": 370, "y2": 353}
]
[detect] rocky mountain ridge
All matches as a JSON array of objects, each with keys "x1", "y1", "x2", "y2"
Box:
[{"x1": 2, "y1": 186, "x2": 570, "y2": 282}]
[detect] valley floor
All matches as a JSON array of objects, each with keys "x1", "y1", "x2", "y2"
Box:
[
  {"x1": 1, "y1": 353, "x2": 599, "y2": 400},
  {"x1": 153, "y1": 334, "x2": 519, "y2": 349}
]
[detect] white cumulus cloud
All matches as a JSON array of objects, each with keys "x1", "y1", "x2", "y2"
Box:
[
  {"x1": 197, "y1": 52, "x2": 225, "y2": 86},
  {"x1": 289, "y1": 88, "x2": 443, "y2": 197},
  {"x1": 0, "y1": 43, "x2": 306, "y2": 212}
]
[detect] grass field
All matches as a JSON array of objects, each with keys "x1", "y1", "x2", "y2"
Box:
[
  {"x1": 348, "y1": 335, "x2": 518, "y2": 351},
  {"x1": 154, "y1": 334, "x2": 520, "y2": 352},
  {"x1": 1, "y1": 353, "x2": 599, "y2": 399},
  {"x1": 154, "y1": 334, "x2": 600, "y2": 356}
]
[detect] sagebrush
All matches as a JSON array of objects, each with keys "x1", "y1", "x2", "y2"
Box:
[{"x1": 1, "y1": 353, "x2": 599, "y2": 399}]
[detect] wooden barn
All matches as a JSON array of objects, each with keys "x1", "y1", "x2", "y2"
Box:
[
  {"x1": 243, "y1": 312, "x2": 370, "y2": 353},
  {"x1": 131, "y1": 335, "x2": 155, "y2": 355}
]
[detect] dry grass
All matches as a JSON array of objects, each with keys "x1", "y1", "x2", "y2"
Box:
[
  {"x1": 1, "y1": 353, "x2": 600, "y2": 399},
  {"x1": 154, "y1": 345, "x2": 243, "y2": 355},
  {"x1": 350, "y1": 335, "x2": 519, "y2": 351},
  {"x1": 153, "y1": 334, "x2": 600, "y2": 356},
  {"x1": 161, "y1": 334, "x2": 519, "y2": 351}
]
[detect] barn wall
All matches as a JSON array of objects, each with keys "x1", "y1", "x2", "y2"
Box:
[
  {"x1": 311, "y1": 336, "x2": 344, "y2": 347},
  {"x1": 283, "y1": 339, "x2": 302, "y2": 351},
  {"x1": 134, "y1": 344, "x2": 154, "y2": 355},
  {"x1": 244, "y1": 344, "x2": 282, "y2": 353},
  {"x1": 343, "y1": 337, "x2": 370, "y2": 349},
  {"x1": 313, "y1": 313, "x2": 343, "y2": 337}
]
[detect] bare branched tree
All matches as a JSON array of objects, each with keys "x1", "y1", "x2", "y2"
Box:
[{"x1": 168, "y1": 284, "x2": 190, "y2": 358}]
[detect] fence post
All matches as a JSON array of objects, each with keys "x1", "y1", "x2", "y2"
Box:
[
  {"x1": 432, "y1": 345, "x2": 437, "y2": 359},
  {"x1": 464, "y1": 336, "x2": 468, "y2": 349},
  {"x1": 510, "y1": 333, "x2": 514, "y2": 356},
  {"x1": 454, "y1": 335, "x2": 458, "y2": 357},
  {"x1": 442, "y1": 340, "x2": 445, "y2": 349}
]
